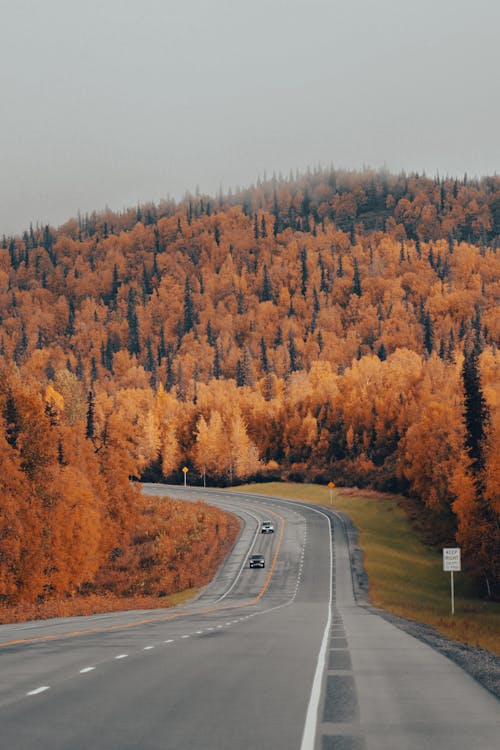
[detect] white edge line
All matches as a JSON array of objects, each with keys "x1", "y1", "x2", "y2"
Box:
[
  {"x1": 299, "y1": 506, "x2": 333, "y2": 750},
  {"x1": 27, "y1": 686, "x2": 50, "y2": 696}
]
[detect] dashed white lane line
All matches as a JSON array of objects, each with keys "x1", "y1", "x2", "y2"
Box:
[
  {"x1": 27, "y1": 686, "x2": 50, "y2": 696},
  {"x1": 20, "y1": 508, "x2": 307, "y2": 703}
]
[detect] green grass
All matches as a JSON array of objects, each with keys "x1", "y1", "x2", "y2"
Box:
[{"x1": 235, "y1": 482, "x2": 500, "y2": 654}]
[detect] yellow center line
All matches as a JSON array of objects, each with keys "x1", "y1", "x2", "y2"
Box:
[{"x1": 0, "y1": 508, "x2": 287, "y2": 648}]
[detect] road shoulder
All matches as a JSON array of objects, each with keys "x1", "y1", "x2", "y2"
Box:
[{"x1": 336, "y1": 508, "x2": 500, "y2": 700}]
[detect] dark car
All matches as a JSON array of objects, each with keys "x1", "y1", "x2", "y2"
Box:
[
  {"x1": 261, "y1": 521, "x2": 275, "y2": 534},
  {"x1": 249, "y1": 554, "x2": 265, "y2": 568}
]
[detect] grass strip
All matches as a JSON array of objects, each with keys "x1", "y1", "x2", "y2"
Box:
[{"x1": 236, "y1": 482, "x2": 500, "y2": 654}]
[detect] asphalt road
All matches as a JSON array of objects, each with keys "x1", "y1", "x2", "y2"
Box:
[{"x1": 0, "y1": 485, "x2": 498, "y2": 750}]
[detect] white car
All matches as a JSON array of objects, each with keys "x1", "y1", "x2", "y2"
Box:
[{"x1": 261, "y1": 521, "x2": 274, "y2": 534}]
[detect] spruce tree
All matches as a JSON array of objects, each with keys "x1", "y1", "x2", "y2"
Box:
[
  {"x1": 183, "y1": 276, "x2": 194, "y2": 334},
  {"x1": 85, "y1": 391, "x2": 95, "y2": 440},
  {"x1": 300, "y1": 247, "x2": 308, "y2": 296},
  {"x1": 352, "y1": 258, "x2": 362, "y2": 296},
  {"x1": 462, "y1": 343, "x2": 490, "y2": 480},
  {"x1": 127, "y1": 288, "x2": 140, "y2": 355}
]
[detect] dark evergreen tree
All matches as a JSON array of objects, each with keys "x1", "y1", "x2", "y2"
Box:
[
  {"x1": 67, "y1": 299, "x2": 75, "y2": 336},
  {"x1": 462, "y1": 343, "x2": 490, "y2": 480},
  {"x1": 4, "y1": 394, "x2": 19, "y2": 449},
  {"x1": 318, "y1": 252, "x2": 329, "y2": 293},
  {"x1": 90, "y1": 356, "x2": 98, "y2": 383},
  {"x1": 104, "y1": 338, "x2": 114, "y2": 372},
  {"x1": 158, "y1": 327, "x2": 166, "y2": 363},
  {"x1": 85, "y1": 390, "x2": 95, "y2": 440},
  {"x1": 75, "y1": 354, "x2": 84, "y2": 381},
  {"x1": 288, "y1": 330, "x2": 299, "y2": 372},
  {"x1": 377, "y1": 342, "x2": 387, "y2": 361},
  {"x1": 260, "y1": 215, "x2": 267, "y2": 238},
  {"x1": 142, "y1": 262, "x2": 153, "y2": 300},
  {"x1": 261, "y1": 265, "x2": 273, "y2": 302},
  {"x1": 300, "y1": 247, "x2": 308, "y2": 296},
  {"x1": 253, "y1": 213, "x2": 259, "y2": 240},
  {"x1": 352, "y1": 258, "x2": 362, "y2": 296},
  {"x1": 206, "y1": 320, "x2": 216, "y2": 347},
  {"x1": 127, "y1": 288, "x2": 140, "y2": 355},
  {"x1": 317, "y1": 330, "x2": 323, "y2": 353},
  {"x1": 111, "y1": 264, "x2": 120, "y2": 308},
  {"x1": 423, "y1": 312, "x2": 434, "y2": 355},
  {"x1": 236, "y1": 358, "x2": 244, "y2": 387},
  {"x1": 20, "y1": 323, "x2": 28, "y2": 353},
  {"x1": 183, "y1": 276, "x2": 195, "y2": 334},
  {"x1": 213, "y1": 344, "x2": 221, "y2": 379}
]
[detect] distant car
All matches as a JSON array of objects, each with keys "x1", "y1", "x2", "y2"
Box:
[
  {"x1": 249, "y1": 554, "x2": 265, "y2": 568},
  {"x1": 261, "y1": 521, "x2": 274, "y2": 534}
]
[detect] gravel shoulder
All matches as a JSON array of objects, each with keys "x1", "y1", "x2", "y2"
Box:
[{"x1": 335, "y1": 509, "x2": 500, "y2": 700}]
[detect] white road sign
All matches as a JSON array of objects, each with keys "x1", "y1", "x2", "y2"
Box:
[{"x1": 443, "y1": 548, "x2": 461, "y2": 572}]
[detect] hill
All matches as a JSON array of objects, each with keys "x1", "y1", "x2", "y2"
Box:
[{"x1": 1, "y1": 168, "x2": 499, "y2": 600}]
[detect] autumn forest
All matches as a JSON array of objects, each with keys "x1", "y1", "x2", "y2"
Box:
[{"x1": 1, "y1": 168, "x2": 499, "y2": 614}]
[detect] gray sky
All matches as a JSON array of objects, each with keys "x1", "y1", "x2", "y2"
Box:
[{"x1": 1, "y1": 0, "x2": 499, "y2": 236}]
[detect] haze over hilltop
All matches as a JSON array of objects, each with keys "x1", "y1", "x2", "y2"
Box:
[{"x1": 1, "y1": 0, "x2": 499, "y2": 235}]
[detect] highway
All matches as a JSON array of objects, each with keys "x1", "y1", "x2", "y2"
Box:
[{"x1": 0, "y1": 485, "x2": 498, "y2": 750}]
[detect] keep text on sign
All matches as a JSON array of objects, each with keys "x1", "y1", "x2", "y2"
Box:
[{"x1": 443, "y1": 548, "x2": 461, "y2": 572}]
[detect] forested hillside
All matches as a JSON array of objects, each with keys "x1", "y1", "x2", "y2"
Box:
[{"x1": 1, "y1": 168, "x2": 499, "y2": 600}]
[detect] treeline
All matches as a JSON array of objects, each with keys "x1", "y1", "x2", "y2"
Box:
[
  {"x1": 0, "y1": 168, "x2": 499, "y2": 598},
  {"x1": 0, "y1": 371, "x2": 238, "y2": 616}
]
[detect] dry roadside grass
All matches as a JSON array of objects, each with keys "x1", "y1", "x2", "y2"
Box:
[
  {"x1": 236, "y1": 482, "x2": 500, "y2": 654},
  {"x1": 0, "y1": 588, "x2": 198, "y2": 625}
]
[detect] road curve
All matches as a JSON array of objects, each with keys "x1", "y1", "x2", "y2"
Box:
[{"x1": 0, "y1": 485, "x2": 498, "y2": 750}]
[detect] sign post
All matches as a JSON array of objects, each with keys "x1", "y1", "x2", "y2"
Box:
[
  {"x1": 327, "y1": 481, "x2": 335, "y2": 505},
  {"x1": 182, "y1": 466, "x2": 188, "y2": 487},
  {"x1": 443, "y1": 548, "x2": 461, "y2": 615}
]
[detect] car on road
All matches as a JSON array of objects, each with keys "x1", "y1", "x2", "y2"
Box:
[
  {"x1": 261, "y1": 521, "x2": 275, "y2": 534},
  {"x1": 249, "y1": 554, "x2": 265, "y2": 568}
]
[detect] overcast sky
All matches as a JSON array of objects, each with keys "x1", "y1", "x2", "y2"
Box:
[{"x1": 1, "y1": 0, "x2": 499, "y2": 236}]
